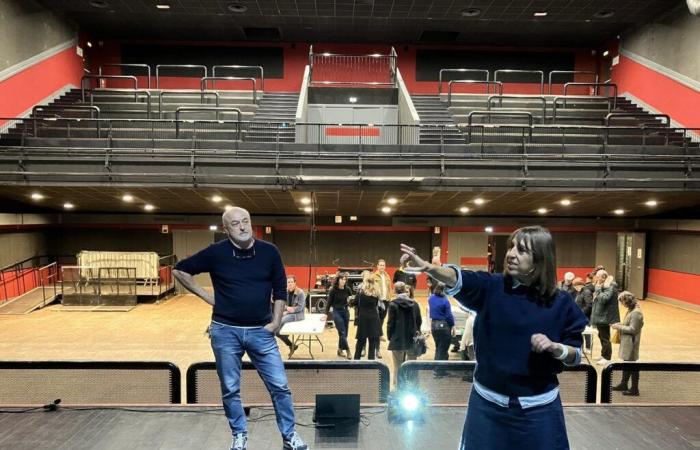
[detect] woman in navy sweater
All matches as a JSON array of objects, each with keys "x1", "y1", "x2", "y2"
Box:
[
  {"x1": 428, "y1": 282, "x2": 455, "y2": 376},
  {"x1": 401, "y1": 226, "x2": 588, "y2": 450}
]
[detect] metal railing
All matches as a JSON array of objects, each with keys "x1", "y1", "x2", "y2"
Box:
[
  {"x1": 200, "y1": 76, "x2": 257, "y2": 103},
  {"x1": 99, "y1": 63, "x2": 152, "y2": 89},
  {"x1": 174, "y1": 107, "x2": 242, "y2": 138},
  {"x1": 487, "y1": 95, "x2": 547, "y2": 121},
  {"x1": 552, "y1": 95, "x2": 613, "y2": 121},
  {"x1": 212, "y1": 65, "x2": 264, "y2": 92},
  {"x1": 32, "y1": 105, "x2": 101, "y2": 120},
  {"x1": 308, "y1": 45, "x2": 398, "y2": 86},
  {"x1": 601, "y1": 362, "x2": 700, "y2": 405},
  {"x1": 564, "y1": 82, "x2": 618, "y2": 108},
  {"x1": 156, "y1": 64, "x2": 207, "y2": 89},
  {"x1": 0, "y1": 257, "x2": 60, "y2": 305},
  {"x1": 494, "y1": 69, "x2": 545, "y2": 94},
  {"x1": 86, "y1": 88, "x2": 152, "y2": 119},
  {"x1": 605, "y1": 112, "x2": 671, "y2": 127},
  {"x1": 81, "y1": 75, "x2": 138, "y2": 100},
  {"x1": 447, "y1": 80, "x2": 504, "y2": 105},
  {"x1": 158, "y1": 91, "x2": 220, "y2": 118},
  {"x1": 548, "y1": 70, "x2": 598, "y2": 94},
  {"x1": 438, "y1": 69, "x2": 490, "y2": 95}
]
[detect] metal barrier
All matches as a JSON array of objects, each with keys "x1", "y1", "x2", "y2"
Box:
[
  {"x1": 468, "y1": 110, "x2": 533, "y2": 126},
  {"x1": 86, "y1": 88, "x2": 152, "y2": 119},
  {"x1": 81, "y1": 75, "x2": 138, "y2": 101},
  {"x1": 605, "y1": 112, "x2": 671, "y2": 127},
  {"x1": 601, "y1": 362, "x2": 700, "y2": 405},
  {"x1": 564, "y1": 82, "x2": 618, "y2": 108},
  {"x1": 212, "y1": 65, "x2": 264, "y2": 92},
  {"x1": 32, "y1": 105, "x2": 100, "y2": 119},
  {"x1": 156, "y1": 64, "x2": 207, "y2": 89},
  {"x1": 187, "y1": 361, "x2": 390, "y2": 405},
  {"x1": 447, "y1": 80, "x2": 504, "y2": 105},
  {"x1": 552, "y1": 95, "x2": 613, "y2": 121},
  {"x1": 438, "y1": 69, "x2": 490, "y2": 95},
  {"x1": 397, "y1": 361, "x2": 597, "y2": 405},
  {"x1": 0, "y1": 258, "x2": 58, "y2": 305},
  {"x1": 308, "y1": 45, "x2": 397, "y2": 86},
  {"x1": 174, "y1": 107, "x2": 242, "y2": 139},
  {"x1": 200, "y1": 76, "x2": 257, "y2": 104},
  {"x1": 548, "y1": 70, "x2": 598, "y2": 94},
  {"x1": 487, "y1": 95, "x2": 547, "y2": 121},
  {"x1": 494, "y1": 69, "x2": 545, "y2": 94},
  {"x1": 158, "y1": 91, "x2": 221, "y2": 118},
  {"x1": 0, "y1": 361, "x2": 181, "y2": 405},
  {"x1": 99, "y1": 63, "x2": 152, "y2": 89}
]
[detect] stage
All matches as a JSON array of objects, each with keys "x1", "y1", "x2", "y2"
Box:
[{"x1": 0, "y1": 406, "x2": 698, "y2": 449}]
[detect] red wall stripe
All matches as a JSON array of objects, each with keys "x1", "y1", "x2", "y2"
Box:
[
  {"x1": 612, "y1": 54, "x2": 700, "y2": 129},
  {"x1": 647, "y1": 268, "x2": 700, "y2": 306},
  {"x1": 325, "y1": 126, "x2": 381, "y2": 137}
]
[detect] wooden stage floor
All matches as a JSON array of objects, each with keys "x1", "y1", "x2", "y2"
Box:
[{"x1": 0, "y1": 406, "x2": 698, "y2": 450}]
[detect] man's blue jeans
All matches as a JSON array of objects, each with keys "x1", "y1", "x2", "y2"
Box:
[{"x1": 209, "y1": 321, "x2": 296, "y2": 438}]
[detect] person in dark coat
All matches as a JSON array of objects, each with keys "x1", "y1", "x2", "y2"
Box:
[
  {"x1": 393, "y1": 260, "x2": 418, "y2": 297},
  {"x1": 387, "y1": 281, "x2": 422, "y2": 388},
  {"x1": 572, "y1": 277, "x2": 592, "y2": 320},
  {"x1": 353, "y1": 276, "x2": 382, "y2": 360},
  {"x1": 590, "y1": 269, "x2": 620, "y2": 365},
  {"x1": 325, "y1": 272, "x2": 353, "y2": 359}
]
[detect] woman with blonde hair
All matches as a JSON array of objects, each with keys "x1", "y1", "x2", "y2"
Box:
[
  {"x1": 353, "y1": 276, "x2": 382, "y2": 360},
  {"x1": 611, "y1": 291, "x2": 644, "y2": 396}
]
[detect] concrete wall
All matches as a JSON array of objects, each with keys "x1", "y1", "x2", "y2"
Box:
[
  {"x1": 0, "y1": 231, "x2": 48, "y2": 267},
  {"x1": 0, "y1": 0, "x2": 76, "y2": 71}
]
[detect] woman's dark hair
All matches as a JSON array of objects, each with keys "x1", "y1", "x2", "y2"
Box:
[
  {"x1": 332, "y1": 272, "x2": 349, "y2": 290},
  {"x1": 432, "y1": 282, "x2": 446, "y2": 297},
  {"x1": 504, "y1": 225, "x2": 558, "y2": 301}
]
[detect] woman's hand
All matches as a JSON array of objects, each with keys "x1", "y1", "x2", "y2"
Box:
[
  {"x1": 400, "y1": 243, "x2": 431, "y2": 274},
  {"x1": 611, "y1": 322, "x2": 621, "y2": 330},
  {"x1": 531, "y1": 333, "x2": 560, "y2": 355}
]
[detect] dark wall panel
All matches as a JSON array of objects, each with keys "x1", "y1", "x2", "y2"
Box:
[
  {"x1": 648, "y1": 232, "x2": 700, "y2": 275},
  {"x1": 48, "y1": 229, "x2": 173, "y2": 257},
  {"x1": 416, "y1": 49, "x2": 576, "y2": 82},
  {"x1": 273, "y1": 230, "x2": 431, "y2": 266},
  {"x1": 554, "y1": 233, "x2": 596, "y2": 267}
]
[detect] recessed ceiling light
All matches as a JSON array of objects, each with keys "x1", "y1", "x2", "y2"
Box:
[
  {"x1": 594, "y1": 10, "x2": 615, "y2": 19},
  {"x1": 484, "y1": 226, "x2": 494, "y2": 233},
  {"x1": 31, "y1": 192, "x2": 44, "y2": 200},
  {"x1": 645, "y1": 200, "x2": 658, "y2": 207},
  {"x1": 209, "y1": 225, "x2": 218, "y2": 231},
  {"x1": 473, "y1": 198, "x2": 485, "y2": 205},
  {"x1": 63, "y1": 202, "x2": 74, "y2": 210},
  {"x1": 381, "y1": 206, "x2": 391, "y2": 214},
  {"x1": 224, "y1": 204, "x2": 234, "y2": 211},
  {"x1": 461, "y1": 8, "x2": 481, "y2": 17},
  {"x1": 144, "y1": 204, "x2": 155, "y2": 211},
  {"x1": 537, "y1": 208, "x2": 548, "y2": 215},
  {"x1": 350, "y1": 216, "x2": 358, "y2": 221},
  {"x1": 227, "y1": 3, "x2": 248, "y2": 13},
  {"x1": 459, "y1": 206, "x2": 470, "y2": 214},
  {"x1": 211, "y1": 195, "x2": 223, "y2": 203},
  {"x1": 560, "y1": 199, "x2": 571, "y2": 206},
  {"x1": 89, "y1": 0, "x2": 109, "y2": 8},
  {"x1": 613, "y1": 209, "x2": 625, "y2": 215},
  {"x1": 387, "y1": 197, "x2": 398, "y2": 205},
  {"x1": 156, "y1": 4, "x2": 171, "y2": 10},
  {"x1": 303, "y1": 206, "x2": 313, "y2": 213},
  {"x1": 533, "y1": 11, "x2": 548, "y2": 17},
  {"x1": 300, "y1": 197, "x2": 311, "y2": 205},
  {"x1": 122, "y1": 194, "x2": 133, "y2": 202}
]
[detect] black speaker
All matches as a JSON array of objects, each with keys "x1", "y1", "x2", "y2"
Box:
[{"x1": 313, "y1": 394, "x2": 360, "y2": 426}]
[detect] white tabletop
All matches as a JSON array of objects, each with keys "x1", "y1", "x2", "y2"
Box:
[{"x1": 279, "y1": 313, "x2": 327, "y2": 335}]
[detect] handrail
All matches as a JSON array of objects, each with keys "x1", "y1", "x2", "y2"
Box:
[
  {"x1": 212, "y1": 65, "x2": 264, "y2": 92},
  {"x1": 438, "y1": 69, "x2": 489, "y2": 95},
  {"x1": 548, "y1": 70, "x2": 598, "y2": 94},
  {"x1": 81, "y1": 75, "x2": 138, "y2": 101},
  {"x1": 87, "y1": 88, "x2": 152, "y2": 119},
  {"x1": 487, "y1": 95, "x2": 546, "y2": 121},
  {"x1": 200, "y1": 76, "x2": 257, "y2": 104},
  {"x1": 32, "y1": 105, "x2": 101, "y2": 119},
  {"x1": 605, "y1": 112, "x2": 671, "y2": 127},
  {"x1": 159, "y1": 91, "x2": 220, "y2": 119},
  {"x1": 155, "y1": 64, "x2": 207, "y2": 89},
  {"x1": 467, "y1": 110, "x2": 533, "y2": 127},
  {"x1": 99, "y1": 63, "x2": 152, "y2": 89},
  {"x1": 564, "y1": 82, "x2": 618, "y2": 108},
  {"x1": 552, "y1": 95, "x2": 612, "y2": 121},
  {"x1": 174, "y1": 107, "x2": 242, "y2": 139},
  {"x1": 447, "y1": 80, "x2": 503, "y2": 106},
  {"x1": 494, "y1": 69, "x2": 545, "y2": 94}
]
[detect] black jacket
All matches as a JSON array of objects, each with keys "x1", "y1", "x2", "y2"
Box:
[
  {"x1": 575, "y1": 283, "x2": 594, "y2": 320},
  {"x1": 387, "y1": 295, "x2": 422, "y2": 351},
  {"x1": 355, "y1": 293, "x2": 382, "y2": 339}
]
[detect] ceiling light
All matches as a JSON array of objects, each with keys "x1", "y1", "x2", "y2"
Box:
[
  {"x1": 537, "y1": 208, "x2": 548, "y2": 215},
  {"x1": 484, "y1": 226, "x2": 493, "y2": 233},
  {"x1": 461, "y1": 8, "x2": 481, "y2": 17},
  {"x1": 227, "y1": 3, "x2": 248, "y2": 13},
  {"x1": 144, "y1": 204, "x2": 155, "y2": 211},
  {"x1": 473, "y1": 198, "x2": 485, "y2": 205},
  {"x1": 387, "y1": 197, "x2": 398, "y2": 205},
  {"x1": 348, "y1": 97, "x2": 358, "y2": 103},
  {"x1": 350, "y1": 216, "x2": 358, "y2": 221},
  {"x1": 613, "y1": 209, "x2": 625, "y2": 215},
  {"x1": 303, "y1": 206, "x2": 313, "y2": 213},
  {"x1": 224, "y1": 204, "x2": 234, "y2": 211},
  {"x1": 594, "y1": 10, "x2": 615, "y2": 19},
  {"x1": 459, "y1": 206, "x2": 470, "y2": 214},
  {"x1": 602, "y1": 50, "x2": 610, "y2": 57},
  {"x1": 560, "y1": 199, "x2": 571, "y2": 206},
  {"x1": 211, "y1": 195, "x2": 223, "y2": 203},
  {"x1": 300, "y1": 197, "x2": 311, "y2": 205},
  {"x1": 381, "y1": 206, "x2": 391, "y2": 214},
  {"x1": 533, "y1": 11, "x2": 548, "y2": 17},
  {"x1": 645, "y1": 200, "x2": 658, "y2": 207},
  {"x1": 122, "y1": 194, "x2": 133, "y2": 202},
  {"x1": 89, "y1": 0, "x2": 109, "y2": 8},
  {"x1": 30, "y1": 192, "x2": 44, "y2": 200},
  {"x1": 156, "y1": 4, "x2": 171, "y2": 10},
  {"x1": 63, "y1": 202, "x2": 74, "y2": 210},
  {"x1": 209, "y1": 225, "x2": 218, "y2": 231}
]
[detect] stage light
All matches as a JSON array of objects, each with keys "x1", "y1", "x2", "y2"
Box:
[
  {"x1": 400, "y1": 393, "x2": 420, "y2": 412},
  {"x1": 388, "y1": 389, "x2": 426, "y2": 422}
]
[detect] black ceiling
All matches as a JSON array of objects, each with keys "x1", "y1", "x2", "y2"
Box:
[{"x1": 36, "y1": 0, "x2": 682, "y2": 46}]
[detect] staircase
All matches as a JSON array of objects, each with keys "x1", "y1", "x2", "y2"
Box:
[
  {"x1": 244, "y1": 92, "x2": 299, "y2": 143},
  {"x1": 411, "y1": 95, "x2": 464, "y2": 144}
]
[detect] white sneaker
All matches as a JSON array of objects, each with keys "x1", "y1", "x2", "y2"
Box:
[
  {"x1": 230, "y1": 433, "x2": 247, "y2": 450},
  {"x1": 283, "y1": 431, "x2": 308, "y2": 450}
]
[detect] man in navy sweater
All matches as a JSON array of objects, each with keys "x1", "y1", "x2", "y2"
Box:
[{"x1": 173, "y1": 207, "x2": 307, "y2": 450}]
